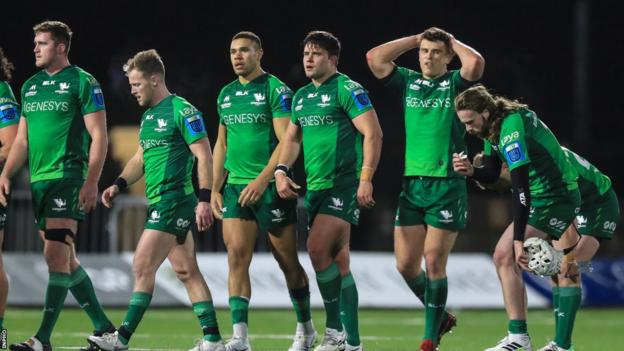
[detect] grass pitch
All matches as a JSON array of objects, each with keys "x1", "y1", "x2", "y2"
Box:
[{"x1": 4, "y1": 308, "x2": 622, "y2": 350}]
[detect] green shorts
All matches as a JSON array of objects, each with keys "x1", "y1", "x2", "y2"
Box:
[
  {"x1": 394, "y1": 177, "x2": 467, "y2": 231},
  {"x1": 145, "y1": 194, "x2": 197, "y2": 243},
  {"x1": 528, "y1": 189, "x2": 581, "y2": 239},
  {"x1": 31, "y1": 179, "x2": 85, "y2": 230},
  {"x1": 304, "y1": 180, "x2": 359, "y2": 226},
  {"x1": 0, "y1": 205, "x2": 6, "y2": 231},
  {"x1": 222, "y1": 182, "x2": 296, "y2": 231},
  {"x1": 575, "y1": 188, "x2": 620, "y2": 239}
]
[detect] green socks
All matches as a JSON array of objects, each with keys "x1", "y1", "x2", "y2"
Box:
[
  {"x1": 118, "y1": 292, "x2": 152, "y2": 345},
  {"x1": 423, "y1": 278, "x2": 448, "y2": 341},
  {"x1": 229, "y1": 296, "x2": 250, "y2": 325},
  {"x1": 193, "y1": 301, "x2": 221, "y2": 342},
  {"x1": 552, "y1": 286, "x2": 560, "y2": 332},
  {"x1": 316, "y1": 263, "x2": 342, "y2": 331},
  {"x1": 35, "y1": 272, "x2": 70, "y2": 344},
  {"x1": 405, "y1": 271, "x2": 427, "y2": 303},
  {"x1": 69, "y1": 266, "x2": 112, "y2": 332},
  {"x1": 289, "y1": 285, "x2": 312, "y2": 323},
  {"x1": 340, "y1": 272, "x2": 360, "y2": 346},
  {"x1": 508, "y1": 319, "x2": 528, "y2": 334},
  {"x1": 555, "y1": 287, "x2": 581, "y2": 349}
]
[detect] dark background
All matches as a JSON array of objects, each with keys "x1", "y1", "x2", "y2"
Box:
[{"x1": 1, "y1": 0, "x2": 622, "y2": 254}]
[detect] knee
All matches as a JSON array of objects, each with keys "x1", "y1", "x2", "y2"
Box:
[
  {"x1": 424, "y1": 252, "x2": 446, "y2": 278},
  {"x1": 227, "y1": 245, "x2": 252, "y2": 270},
  {"x1": 396, "y1": 257, "x2": 419, "y2": 278},
  {"x1": 492, "y1": 248, "x2": 514, "y2": 270},
  {"x1": 132, "y1": 260, "x2": 156, "y2": 282}
]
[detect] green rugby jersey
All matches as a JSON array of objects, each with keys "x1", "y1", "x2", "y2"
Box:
[
  {"x1": 0, "y1": 80, "x2": 20, "y2": 130},
  {"x1": 562, "y1": 147, "x2": 612, "y2": 203},
  {"x1": 217, "y1": 73, "x2": 292, "y2": 184},
  {"x1": 484, "y1": 109, "x2": 578, "y2": 198},
  {"x1": 139, "y1": 94, "x2": 207, "y2": 204},
  {"x1": 20, "y1": 65, "x2": 105, "y2": 182},
  {"x1": 383, "y1": 67, "x2": 469, "y2": 177},
  {"x1": 291, "y1": 72, "x2": 373, "y2": 190}
]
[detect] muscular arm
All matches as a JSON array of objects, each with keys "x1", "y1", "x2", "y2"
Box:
[
  {"x1": 0, "y1": 117, "x2": 28, "y2": 179},
  {"x1": 84, "y1": 110, "x2": 108, "y2": 184},
  {"x1": 277, "y1": 121, "x2": 302, "y2": 167},
  {"x1": 258, "y1": 117, "x2": 290, "y2": 183},
  {"x1": 189, "y1": 137, "x2": 214, "y2": 190},
  {"x1": 211, "y1": 124, "x2": 227, "y2": 193},
  {"x1": 450, "y1": 36, "x2": 485, "y2": 82},
  {"x1": 366, "y1": 34, "x2": 422, "y2": 79},
  {"x1": 0, "y1": 123, "x2": 18, "y2": 171},
  {"x1": 352, "y1": 109, "x2": 383, "y2": 207},
  {"x1": 118, "y1": 147, "x2": 145, "y2": 186},
  {"x1": 352, "y1": 109, "x2": 383, "y2": 175}
]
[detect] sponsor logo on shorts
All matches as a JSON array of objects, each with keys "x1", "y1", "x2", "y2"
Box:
[
  {"x1": 221, "y1": 207, "x2": 227, "y2": 213},
  {"x1": 548, "y1": 217, "x2": 568, "y2": 231},
  {"x1": 329, "y1": 197, "x2": 344, "y2": 211},
  {"x1": 176, "y1": 218, "x2": 191, "y2": 229},
  {"x1": 0, "y1": 213, "x2": 6, "y2": 225},
  {"x1": 576, "y1": 215, "x2": 588, "y2": 228},
  {"x1": 603, "y1": 221, "x2": 617, "y2": 232},
  {"x1": 271, "y1": 209, "x2": 285, "y2": 222},
  {"x1": 353, "y1": 208, "x2": 360, "y2": 221},
  {"x1": 148, "y1": 210, "x2": 161, "y2": 224},
  {"x1": 52, "y1": 198, "x2": 67, "y2": 212},
  {"x1": 439, "y1": 210, "x2": 454, "y2": 223}
]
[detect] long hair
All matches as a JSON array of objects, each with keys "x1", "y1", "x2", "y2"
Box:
[
  {"x1": 0, "y1": 47, "x2": 15, "y2": 82},
  {"x1": 455, "y1": 84, "x2": 527, "y2": 141}
]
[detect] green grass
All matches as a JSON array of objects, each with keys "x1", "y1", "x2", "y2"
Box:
[{"x1": 4, "y1": 308, "x2": 623, "y2": 350}]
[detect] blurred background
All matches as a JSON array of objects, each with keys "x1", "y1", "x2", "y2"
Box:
[{"x1": 1, "y1": 0, "x2": 621, "y2": 256}]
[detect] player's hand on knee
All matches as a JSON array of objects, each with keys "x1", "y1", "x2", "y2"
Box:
[
  {"x1": 357, "y1": 181, "x2": 375, "y2": 208},
  {"x1": 101, "y1": 185, "x2": 120, "y2": 208},
  {"x1": 79, "y1": 180, "x2": 98, "y2": 212},
  {"x1": 239, "y1": 178, "x2": 269, "y2": 207},
  {"x1": 196, "y1": 201, "x2": 214, "y2": 232},
  {"x1": 0, "y1": 176, "x2": 10, "y2": 207},
  {"x1": 210, "y1": 192, "x2": 224, "y2": 220}
]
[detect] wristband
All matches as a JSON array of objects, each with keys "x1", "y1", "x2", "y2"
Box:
[
  {"x1": 113, "y1": 177, "x2": 128, "y2": 191},
  {"x1": 360, "y1": 166, "x2": 375, "y2": 182},
  {"x1": 274, "y1": 163, "x2": 290, "y2": 176},
  {"x1": 199, "y1": 188, "x2": 212, "y2": 202}
]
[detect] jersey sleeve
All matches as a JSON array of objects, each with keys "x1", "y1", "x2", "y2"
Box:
[
  {"x1": 0, "y1": 82, "x2": 20, "y2": 128},
  {"x1": 338, "y1": 79, "x2": 373, "y2": 119},
  {"x1": 79, "y1": 72, "x2": 106, "y2": 115},
  {"x1": 216, "y1": 88, "x2": 225, "y2": 125},
  {"x1": 268, "y1": 78, "x2": 293, "y2": 118},
  {"x1": 176, "y1": 101, "x2": 207, "y2": 145},
  {"x1": 380, "y1": 66, "x2": 408, "y2": 93},
  {"x1": 290, "y1": 90, "x2": 302, "y2": 126},
  {"x1": 500, "y1": 113, "x2": 530, "y2": 171},
  {"x1": 450, "y1": 69, "x2": 471, "y2": 93}
]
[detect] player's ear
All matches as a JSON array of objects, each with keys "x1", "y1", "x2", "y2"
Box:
[
  {"x1": 256, "y1": 48, "x2": 264, "y2": 60},
  {"x1": 150, "y1": 74, "x2": 158, "y2": 87},
  {"x1": 482, "y1": 109, "x2": 490, "y2": 120}
]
